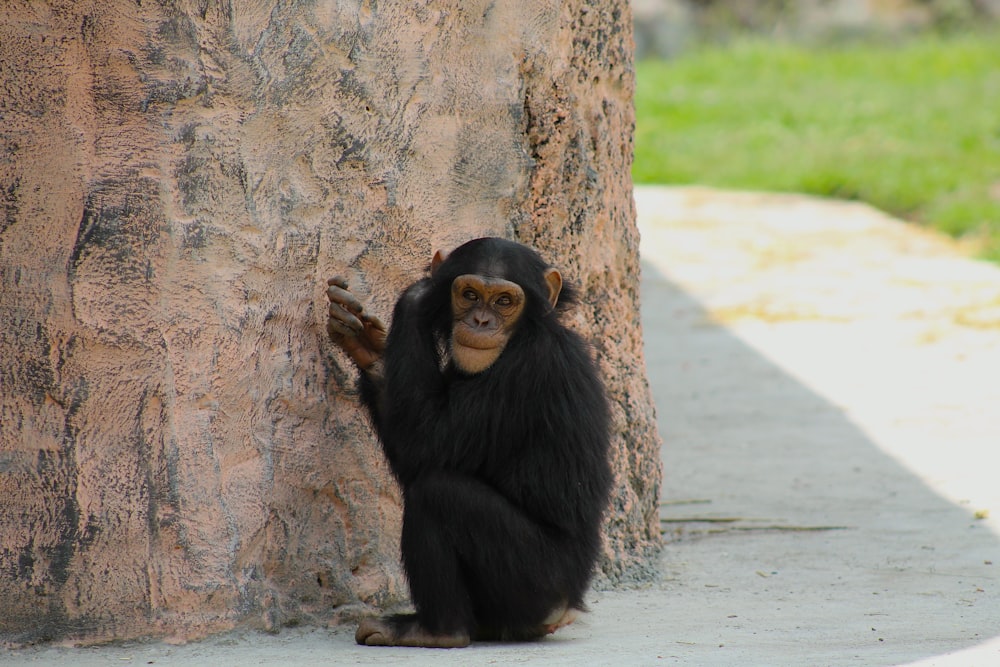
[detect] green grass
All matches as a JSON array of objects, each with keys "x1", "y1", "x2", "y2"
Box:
[{"x1": 634, "y1": 32, "x2": 1000, "y2": 262}]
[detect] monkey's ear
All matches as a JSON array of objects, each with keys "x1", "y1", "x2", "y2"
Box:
[
  {"x1": 543, "y1": 268, "x2": 562, "y2": 308},
  {"x1": 431, "y1": 249, "x2": 448, "y2": 274}
]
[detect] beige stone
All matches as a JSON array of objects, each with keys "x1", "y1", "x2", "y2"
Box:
[{"x1": 0, "y1": 0, "x2": 660, "y2": 644}]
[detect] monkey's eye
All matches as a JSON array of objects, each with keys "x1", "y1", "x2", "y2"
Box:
[
  {"x1": 462, "y1": 290, "x2": 479, "y2": 302},
  {"x1": 494, "y1": 294, "x2": 512, "y2": 307}
]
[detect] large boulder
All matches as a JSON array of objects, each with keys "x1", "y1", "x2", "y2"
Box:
[{"x1": 0, "y1": 0, "x2": 661, "y2": 644}]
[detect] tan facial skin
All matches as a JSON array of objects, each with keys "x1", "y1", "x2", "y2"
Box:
[
  {"x1": 449, "y1": 274, "x2": 526, "y2": 374},
  {"x1": 445, "y1": 268, "x2": 562, "y2": 376}
]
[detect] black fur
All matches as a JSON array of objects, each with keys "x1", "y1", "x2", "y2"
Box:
[{"x1": 359, "y1": 237, "x2": 612, "y2": 639}]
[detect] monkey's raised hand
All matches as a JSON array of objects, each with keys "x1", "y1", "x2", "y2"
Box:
[{"x1": 327, "y1": 277, "x2": 387, "y2": 371}]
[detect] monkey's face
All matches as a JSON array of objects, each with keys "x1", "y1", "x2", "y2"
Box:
[{"x1": 449, "y1": 274, "x2": 525, "y2": 374}]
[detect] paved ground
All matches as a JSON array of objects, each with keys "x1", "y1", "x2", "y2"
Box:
[{"x1": 8, "y1": 186, "x2": 1000, "y2": 666}]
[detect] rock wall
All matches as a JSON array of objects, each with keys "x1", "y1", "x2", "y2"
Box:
[{"x1": 0, "y1": 0, "x2": 661, "y2": 645}]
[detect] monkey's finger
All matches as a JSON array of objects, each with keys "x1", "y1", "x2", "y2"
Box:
[
  {"x1": 327, "y1": 284, "x2": 365, "y2": 314},
  {"x1": 328, "y1": 302, "x2": 365, "y2": 333},
  {"x1": 327, "y1": 276, "x2": 349, "y2": 288},
  {"x1": 361, "y1": 314, "x2": 387, "y2": 333}
]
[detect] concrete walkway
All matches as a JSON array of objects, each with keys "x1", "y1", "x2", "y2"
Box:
[{"x1": 9, "y1": 186, "x2": 1000, "y2": 666}]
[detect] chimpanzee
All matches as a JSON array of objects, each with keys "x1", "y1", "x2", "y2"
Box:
[{"x1": 326, "y1": 237, "x2": 612, "y2": 648}]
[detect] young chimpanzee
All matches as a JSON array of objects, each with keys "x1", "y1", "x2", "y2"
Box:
[{"x1": 326, "y1": 237, "x2": 612, "y2": 648}]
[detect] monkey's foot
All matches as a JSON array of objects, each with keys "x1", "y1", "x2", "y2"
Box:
[
  {"x1": 474, "y1": 605, "x2": 582, "y2": 642},
  {"x1": 542, "y1": 605, "x2": 580, "y2": 634},
  {"x1": 355, "y1": 614, "x2": 470, "y2": 648}
]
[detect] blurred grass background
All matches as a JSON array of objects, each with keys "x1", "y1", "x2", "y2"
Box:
[{"x1": 634, "y1": 30, "x2": 1000, "y2": 262}]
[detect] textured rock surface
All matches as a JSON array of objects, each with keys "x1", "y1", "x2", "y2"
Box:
[{"x1": 0, "y1": 0, "x2": 660, "y2": 645}]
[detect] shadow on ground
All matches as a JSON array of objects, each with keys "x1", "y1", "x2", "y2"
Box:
[{"x1": 638, "y1": 255, "x2": 1000, "y2": 666}]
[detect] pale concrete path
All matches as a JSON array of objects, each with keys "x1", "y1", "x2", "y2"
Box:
[{"x1": 7, "y1": 186, "x2": 1000, "y2": 666}]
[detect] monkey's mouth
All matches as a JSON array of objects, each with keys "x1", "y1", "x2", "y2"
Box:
[{"x1": 453, "y1": 328, "x2": 504, "y2": 351}]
